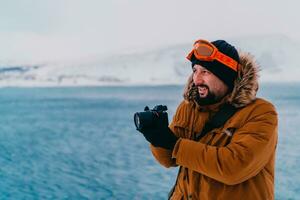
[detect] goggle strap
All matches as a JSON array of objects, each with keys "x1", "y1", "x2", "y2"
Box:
[
  {"x1": 214, "y1": 51, "x2": 238, "y2": 71},
  {"x1": 186, "y1": 50, "x2": 194, "y2": 61}
]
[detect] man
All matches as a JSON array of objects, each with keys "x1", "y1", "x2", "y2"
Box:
[{"x1": 138, "y1": 39, "x2": 278, "y2": 200}]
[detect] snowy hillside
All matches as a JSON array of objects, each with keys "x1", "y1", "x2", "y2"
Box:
[
  {"x1": 232, "y1": 35, "x2": 300, "y2": 82},
  {"x1": 0, "y1": 35, "x2": 299, "y2": 87}
]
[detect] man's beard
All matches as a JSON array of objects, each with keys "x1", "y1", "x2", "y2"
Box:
[{"x1": 195, "y1": 84, "x2": 222, "y2": 106}]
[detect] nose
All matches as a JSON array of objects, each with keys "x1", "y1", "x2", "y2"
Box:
[{"x1": 193, "y1": 71, "x2": 204, "y2": 85}]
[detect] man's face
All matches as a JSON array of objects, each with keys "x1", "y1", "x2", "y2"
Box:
[{"x1": 192, "y1": 64, "x2": 229, "y2": 105}]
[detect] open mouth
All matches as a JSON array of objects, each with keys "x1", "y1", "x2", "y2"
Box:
[{"x1": 198, "y1": 86, "x2": 208, "y2": 97}]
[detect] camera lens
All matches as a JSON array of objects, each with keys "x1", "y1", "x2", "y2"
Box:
[
  {"x1": 134, "y1": 113, "x2": 141, "y2": 130},
  {"x1": 134, "y1": 111, "x2": 155, "y2": 131}
]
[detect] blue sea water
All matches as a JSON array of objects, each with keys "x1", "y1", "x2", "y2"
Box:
[{"x1": 0, "y1": 83, "x2": 299, "y2": 200}]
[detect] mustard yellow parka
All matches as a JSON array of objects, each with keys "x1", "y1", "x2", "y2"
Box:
[{"x1": 150, "y1": 52, "x2": 278, "y2": 200}]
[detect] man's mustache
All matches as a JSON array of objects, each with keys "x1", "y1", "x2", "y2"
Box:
[{"x1": 195, "y1": 84, "x2": 209, "y2": 90}]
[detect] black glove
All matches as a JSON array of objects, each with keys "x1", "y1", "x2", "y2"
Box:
[{"x1": 138, "y1": 127, "x2": 178, "y2": 150}]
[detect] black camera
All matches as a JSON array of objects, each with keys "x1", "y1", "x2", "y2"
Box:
[{"x1": 134, "y1": 105, "x2": 169, "y2": 131}]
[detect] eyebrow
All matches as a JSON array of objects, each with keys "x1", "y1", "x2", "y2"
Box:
[{"x1": 193, "y1": 64, "x2": 206, "y2": 70}]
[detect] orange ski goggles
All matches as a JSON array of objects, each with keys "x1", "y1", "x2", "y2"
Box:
[{"x1": 186, "y1": 39, "x2": 239, "y2": 71}]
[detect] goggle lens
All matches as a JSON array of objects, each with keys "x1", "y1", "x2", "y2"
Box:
[{"x1": 194, "y1": 43, "x2": 214, "y2": 57}]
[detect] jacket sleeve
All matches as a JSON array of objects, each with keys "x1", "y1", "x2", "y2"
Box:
[
  {"x1": 172, "y1": 102, "x2": 278, "y2": 185},
  {"x1": 150, "y1": 145, "x2": 175, "y2": 168},
  {"x1": 150, "y1": 100, "x2": 189, "y2": 168}
]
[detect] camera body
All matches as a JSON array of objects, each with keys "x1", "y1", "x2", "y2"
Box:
[{"x1": 134, "y1": 105, "x2": 169, "y2": 131}]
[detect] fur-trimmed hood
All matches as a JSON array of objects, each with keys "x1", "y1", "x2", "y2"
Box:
[{"x1": 183, "y1": 51, "x2": 260, "y2": 108}]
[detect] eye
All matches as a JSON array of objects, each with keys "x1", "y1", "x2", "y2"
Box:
[
  {"x1": 192, "y1": 68, "x2": 196, "y2": 73},
  {"x1": 202, "y1": 70, "x2": 210, "y2": 74}
]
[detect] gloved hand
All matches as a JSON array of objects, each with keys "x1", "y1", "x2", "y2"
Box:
[{"x1": 138, "y1": 127, "x2": 178, "y2": 150}]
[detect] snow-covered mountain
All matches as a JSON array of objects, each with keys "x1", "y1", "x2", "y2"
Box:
[
  {"x1": 232, "y1": 35, "x2": 300, "y2": 82},
  {"x1": 0, "y1": 35, "x2": 299, "y2": 87}
]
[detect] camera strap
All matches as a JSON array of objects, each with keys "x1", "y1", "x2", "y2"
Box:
[{"x1": 195, "y1": 103, "x2": 238, "y2": 140}]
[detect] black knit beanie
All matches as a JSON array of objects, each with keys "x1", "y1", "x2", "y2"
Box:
[{"x1": 191, "y1": 40, "x2": 240, "y2": 90}]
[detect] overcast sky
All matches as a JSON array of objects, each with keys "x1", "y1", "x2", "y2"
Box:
[{"x1": 0, "y1": 0, "x2": 299, "y2": 63}]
